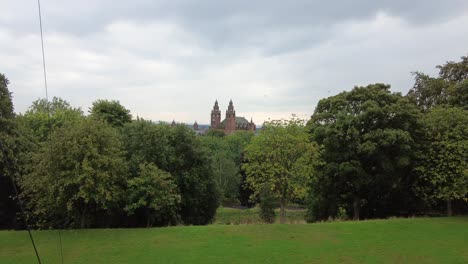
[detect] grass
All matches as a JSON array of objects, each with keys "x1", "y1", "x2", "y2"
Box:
[
  {"x1": 0, "y1": 217, "x2": 467, "y2": 263},
  {"x1": 214, "y1": 206, "x2": 306, "y2": 224}
]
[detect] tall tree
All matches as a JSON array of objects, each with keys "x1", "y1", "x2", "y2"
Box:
[
  {"x1": 407, "y1": 55, "x2": 468, "y2": 110},
  {"x1": 20, "y1": 118, "x2": 128, "y2": 228},
  {"x1": 243, "y1": 116, "x2": 318, "y2": 223},
  {"x1": 308, "y1": 84, "x2": 421, "y2": 220},
  {"x1": 0, "y1": 73, "x2": 20, "y2": 228},
  {"x1": 201, "y1": 132, "x2": 253, "y2": 202},
  {"x1": 125, "y1": 163, "x2": 181, "y2": 227},
  {"x1": 89, "y1": 99, "x2": 132, "y2": 127},
  {"x1": 122, "y1": 120, "x2": 219, "y2": 224},
  {"x1": 18, "y1": 97, "x2": 83, "y2": 142},
  {"x1": 415, "y1": 107, "x2": 468, "y2": 216}
]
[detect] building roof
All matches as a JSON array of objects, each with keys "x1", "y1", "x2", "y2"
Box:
[{"x1": 220, "y1": 116, "x2": 250, "y2": 127}]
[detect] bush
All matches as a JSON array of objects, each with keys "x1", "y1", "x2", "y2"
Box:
[{"x1": 259, "y1": 190, "x2": 276, "y2": 223}]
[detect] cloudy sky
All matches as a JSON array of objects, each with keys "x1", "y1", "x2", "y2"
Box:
[{"x1": 1, "y1": 1, "x2": 468, "y2": 124}]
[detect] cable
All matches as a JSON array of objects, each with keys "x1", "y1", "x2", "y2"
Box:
[
  {"x1": 37, "y1": 0, "x2": 48, "y2": 102},
  {"x1": 37, "y1": 0, "x2": 64, "y2": 263},
  {"x1": 0, "y1": 144, "x2": 42, "y2": 264}
]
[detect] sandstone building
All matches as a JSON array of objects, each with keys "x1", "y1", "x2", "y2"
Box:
[{"x1": 210, "y1": 100, "x2": 256, "y2": 134}]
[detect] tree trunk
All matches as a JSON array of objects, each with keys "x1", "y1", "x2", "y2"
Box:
[
  {"x1": 280, "y1": 199, "x2": 286, "y2": 224},
  {"x1": 80, "y1": 207, "x2": 88, "y2": 229},
  {"x1": 146, "y1": 209, "x2": 152, "y2": 228},
  {"x1": 447, "y1": 199, "x2": 453, "y2": 217},
  {"x1": 353, "y1": 196, "x2": 360, "y2": 221}
]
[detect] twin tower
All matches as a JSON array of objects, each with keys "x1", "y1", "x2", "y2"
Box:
[{"x1": 210, "y1": 100, "x2": 256, "y2": 134}]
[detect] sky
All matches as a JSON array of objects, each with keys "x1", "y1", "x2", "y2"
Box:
[{"x1": 1, "y1": 1, "x2": 468, "y2": 124}]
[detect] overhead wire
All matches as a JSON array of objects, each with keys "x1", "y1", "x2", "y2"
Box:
[{"x1": 36, "y1": 0, "x2": 64, "y2": 263}]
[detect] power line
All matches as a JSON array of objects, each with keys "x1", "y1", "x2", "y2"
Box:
[
  {"x1": 36, "y1": 0, "x2": 64, "y2": 263},
  {"x1": 37, "y1": 0, "x2": 48, "y2": 102},
  {"x1": 0, "y1": 144, "x2": 42, "y2": 264}
]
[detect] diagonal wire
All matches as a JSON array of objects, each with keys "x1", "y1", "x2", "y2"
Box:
[{"x1": 37, "y1": 0, "x2": 64, "y2": 263}]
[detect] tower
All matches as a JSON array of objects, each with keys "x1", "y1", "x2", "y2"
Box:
[
  {"x1": 225, "y1": 99, "x2": 236, "y2": 133},
  {"x1": 194, "y1": 121, "x2": 199, "y2": 130},
  {"x1": 210, "y1": 100, "x2": 221, "y2": 128}
]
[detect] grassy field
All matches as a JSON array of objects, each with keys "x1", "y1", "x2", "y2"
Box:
[
  {"x1": 214, "y1": 206, "x2": 306, "y2": 224},
  {"x1": 0, "y1": 217, "x2": 467, "y2": 264}
]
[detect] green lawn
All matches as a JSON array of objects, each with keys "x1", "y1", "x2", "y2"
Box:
[
  {"x1": 1, "y1": 217, "x2": 467, "y2": 264},
  {"x1": 214, "y1": 206, "x2": 306, "y2": 224}
]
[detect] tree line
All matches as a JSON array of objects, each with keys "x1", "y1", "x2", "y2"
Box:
[{"x1": 0, "y1": 55, "x2": 467, "y2": 229}]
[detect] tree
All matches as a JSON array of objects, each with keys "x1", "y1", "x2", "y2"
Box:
[
  {"x1": 201, "y1": 133, "x2": 253, "y2": 202},
  {"x1": 243, "y1": 116, "x2": 318, "y2": 223},
  {"x1": 308, "y1": 84, "x2": 421, "y2": 220},
  {"x1": 122, "y1": 120, "x2": 219, "y2": 224},
  {"x1": 437, "y1": 55, "x2": 468, "y2": 83},
  {"x1": 415, "y1": 107, "x2": 468, "y2": 216},
  {"x1": 168, "y1": 125, "x2": 220, "y2": 224},
  {"x1": 18, "y1": 97, "x2": 84, "y2": 142},
  {"x1": 89, "y1": 99, "x2": 131, "y2": 127},
  {"x1": 20, "y1": 118, "x2": 128, "y2": 228},
  {"x1": 125, "y1": 163, "x2": 181, "y2": 227},
  {"x1": 407, "y1": 55, "x2": 467, "y2": 110},
  {"x1": 0, "y1": 73, "x2": 20, "y2": 228}
]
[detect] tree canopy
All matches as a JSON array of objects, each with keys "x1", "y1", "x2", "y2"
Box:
[
  {"x1": 415, "y1": 107, "x2": 468, "y2": 215},
  {"x1": 243, "y1": 116, "x2": 318, "y2": 223},
  {"x1": 89, "y1": 99, "x2": 132, "y2": 127},
  {"x1": 307, "y1": 84, "x2": 421, "y2": 220}
]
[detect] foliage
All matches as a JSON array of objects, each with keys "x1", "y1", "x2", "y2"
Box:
[
  {"x1": 259, "y1": 189, "x2": 276, "y2": 223},
  {"x1": 122, "y1": 120, "x2": 220, "y2": 225},
  {"x1": 201, "y1": 131, "x2": 254, "y2": 203},
  {"x1": 125, "y1": 163, "x2": 181, "y2": 227},
  {"x1": 214, "y1": 206, "x2": 305, "y2": 225},
  {"x1": 17, "y1": 97, "x2": 84, "y2": 142},
  {"x1": 20, "y1": 118, "x2": 128, "y2": 228},
  {"x1": 414, "y1": 107, "x2": 468, "y2": 215},
  {"x1": 89, "y1": 99, "x2": 132, "y2": 127},
  {"x1": 307, "y1": 84, "x2": 422, "y2": 220},
  {"x1": 437, "y1": 55, "x2": 468, "y2": 83},
  {"x1": 0, "y1": 73, "x2": 19, "y2": 229},
  {"x1": 243, "y1": 116, "x2": 318, "y2": 223},
  {"x1": 407, "y1": 55, "x2": 467, "y2": 110},
  {"x1": 205, "y1": 129, "x2": 226, "y2": 137},
  {"x1": 169, "y1": 125, "x2": 220, "y2": 224}
]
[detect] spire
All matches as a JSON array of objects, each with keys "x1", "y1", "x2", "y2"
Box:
[
  {"x1": 227, "y1": 99, "x2": 234, "y2": 111},
  {"x1": 213, "y1": 99, "x2": 219, "y2": 111},
  {"x1": 250, "y1": 117, "x2": 253, "y2": 123}
]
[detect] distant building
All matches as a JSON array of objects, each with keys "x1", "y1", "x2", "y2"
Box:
[{"x1": 210, "y1": 100, "x2": 256, "y2": 134}]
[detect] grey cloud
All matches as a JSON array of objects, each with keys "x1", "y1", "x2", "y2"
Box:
[{"x1": 1, "y1": 1, "x2": 468, "y2": 124}]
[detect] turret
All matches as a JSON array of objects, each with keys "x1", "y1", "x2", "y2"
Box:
[
  {"x1": 210, "y1": 100, "x2": 221, "y2": 129},
  {"x1": 225, "y1": 99, "x2": 236, "y2": 133}
]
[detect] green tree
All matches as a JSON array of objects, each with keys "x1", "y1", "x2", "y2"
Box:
[
  {"x1": 20, "y1": 118, "x2": 128, "y2": 228},
  {"x1": 243, "y1": 116, "x2": 318, "y2": 223},
  {"x1": 407, "y1": 55, "x2": 467, "y2": 110},
  {"x1": 308, "y1": 84, "x2": 421, "y2": 220},
  {"x1": 0, "y1": 73, "x2": 20, "y2": 228},
  {"x1": 125, "y1": 163, "x2": 181, "y2": 227},
  {"x1": 415, "y1": 107, "x2": 468, "y2": 216},
  {"x1": 201, "y1": 135, "x2": 245, "y2": 202},
  {"x1": 18, "y1": 97, "x2": 83, "y2": 142},
  {"x1": 122, "y1": 120, "x2": 219, "y2": 224},
  {"x1": 89, "y1": 99, "x2": 132, "y2": 127},
  {"x1": 437, "y1": 55, "x2": 468, "y2": 83}
]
